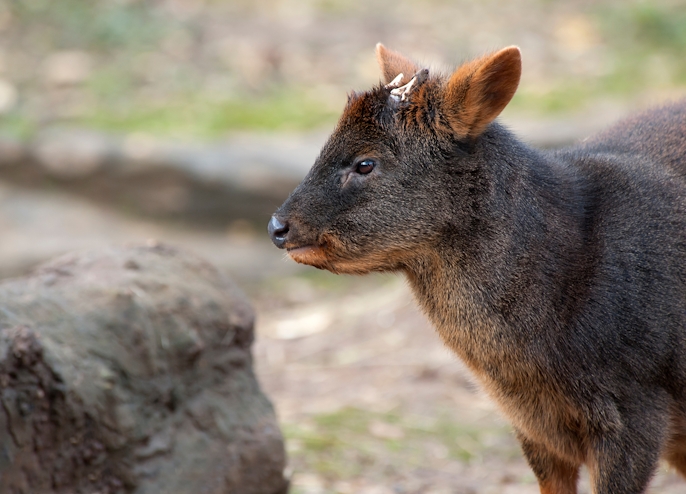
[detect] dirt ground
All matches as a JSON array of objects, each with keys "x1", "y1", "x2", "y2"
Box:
[{"x1": 249, "y1": 263, "x2": 686, "y2": 494}]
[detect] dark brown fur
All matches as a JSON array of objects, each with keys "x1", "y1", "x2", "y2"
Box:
[{"x1": 268, "y1": 45, "x2": 686, "y2": 493}]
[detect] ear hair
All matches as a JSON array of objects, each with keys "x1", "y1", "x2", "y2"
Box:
[
  {"x1": 376, "y1": 43, "x2": 420, "y2": 86},
  {"x1": 443, "y1": 46, "x2": 521, "y2": 139}
]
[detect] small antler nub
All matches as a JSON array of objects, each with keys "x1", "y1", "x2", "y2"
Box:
[
  {"x1": 385, "y1": 73, "x2": 404, "y2": 89},
  {"x1": 388, "y1": 68, "x2": 429, "y2": 102}
]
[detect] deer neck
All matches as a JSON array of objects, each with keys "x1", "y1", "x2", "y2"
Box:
[{"x1": 402, "y1": 131, "x2": 590, "y2": 379}]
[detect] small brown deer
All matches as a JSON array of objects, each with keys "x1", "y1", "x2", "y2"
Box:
[{"x1": 268, "y1": 44, "x2": 686, "y2": 493}]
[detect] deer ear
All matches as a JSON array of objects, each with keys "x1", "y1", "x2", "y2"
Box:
[
  {"x1": 376, "y1": 43, "x2": 420, "y2": 86},
  {"x1": 443, "y1": 46, "x2": 521, "y2": 138}
]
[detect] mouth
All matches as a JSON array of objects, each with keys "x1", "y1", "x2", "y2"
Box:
[{"x1": 287, "y1": 245, "x2": 328, "y2": 266}]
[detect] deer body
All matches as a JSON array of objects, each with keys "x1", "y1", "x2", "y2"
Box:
[
  {"x1": 410, "y1": 115, "x2": 686, "y2": 489},
  {"x1": 268, "y1": 46, "x2": 686, "y2": 493}
]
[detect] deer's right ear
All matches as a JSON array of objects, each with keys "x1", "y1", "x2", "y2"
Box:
[
  {"x1": 376, "y1": 43, "x2": 419, "y2": 86},
  {"x1": 443, "y1": 46, "x2": 521, "y2": 139}
]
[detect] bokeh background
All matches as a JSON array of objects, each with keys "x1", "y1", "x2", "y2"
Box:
[
  {"x1": 3, "y1": 0, "x2": 686, "y2": 139},
  {"x1": 1, "y1": 0, "x2": 686, "y2": 493}
]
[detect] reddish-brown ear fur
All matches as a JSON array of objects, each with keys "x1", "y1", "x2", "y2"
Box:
[
  {"x1": 444, "y1": 46, "x2": 521, "y2": 138},
  {"x1": 376, "y1": 43, "x2": 420, "y2": 85}
]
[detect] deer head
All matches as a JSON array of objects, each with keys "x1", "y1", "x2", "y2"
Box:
[{"x1": 268, "y1": 44, "x2": 521, "y2": 275}]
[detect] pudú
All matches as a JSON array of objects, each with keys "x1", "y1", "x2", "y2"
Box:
[{"x1": 268, "y1": 44, "x2": 686, "y2": 494}]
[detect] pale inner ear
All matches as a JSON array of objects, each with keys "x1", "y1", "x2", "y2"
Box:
[
  {"x1": 376, "y1": 43, "x2": 420, "y2": 86},
  {"x1": 444, "y1": 46, "x2": 522, "y2": 138}
]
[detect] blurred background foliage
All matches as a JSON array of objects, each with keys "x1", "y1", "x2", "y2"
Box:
[
  {"x1": 1, "y1": 0, "x2": 685, "y2": 140},
  {"x1": 2, "y1": 2, "x2": 686, "y2": 492},
  {"x1": 0, "y1": 0, "x2": 686, "y2": 494}
]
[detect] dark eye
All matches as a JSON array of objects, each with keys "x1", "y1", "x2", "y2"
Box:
[{"x1": 355, "y1": 159, "x2": 375, "y2": 174}]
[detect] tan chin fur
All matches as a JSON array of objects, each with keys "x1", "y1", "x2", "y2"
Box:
[
  {"x1": 287, "y1": 246, "x2": 373, "y2": 274},
  {"x1": 287, "y1": 246, "x2": 329, "y2": 268},
  {"x1": 287, "y1": 230, "x2": 420, "y2": 274}
]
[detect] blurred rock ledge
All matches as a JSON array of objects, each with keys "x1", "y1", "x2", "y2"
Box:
[
  {"x1": 0, "y1": 128, "x2": 325, "y2": 228},
  {"x1": 0, "y1": 107, "x2": 628, "y2": 227},
  {"x1": 0, "y1": 179, "x2": 306, "y2": 282}
]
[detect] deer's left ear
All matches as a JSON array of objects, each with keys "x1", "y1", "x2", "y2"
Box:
[
  {"x1": 443, "y1": 46, "x2": 521, "y2": 139},
  {"x1": 376, "y1": 43, "x2": 419, "y2": 86}
]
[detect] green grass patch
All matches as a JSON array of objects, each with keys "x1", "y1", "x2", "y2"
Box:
[
  {"x1": 10, "y1": 0, "x2": 166, "y2": 52},
  {"x1": 597, "y1": 1, "x2": 686, "y2": 53},
  {"x1": 509, "y1": 83, "x2": 597, "y2": 115},
  {"x1": 0, "y1": 113, "x2": 37, "y2": 141},
  {"x1": 77, "y1": 88, "x2": 341, "y2": 139},
  {"x1": 595, "y1": 1, "x2": 686, "y2": 86},
  {"x1": 508, "y1": 2, "x2": 686, "y2": 116},
  {"x1": 284, "y1": 406, "x2": 513, "y2": 488}
]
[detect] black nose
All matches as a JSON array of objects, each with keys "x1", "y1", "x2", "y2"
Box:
[{"x1": 268, "y1": 215, "x2": 289, "y2": 248}]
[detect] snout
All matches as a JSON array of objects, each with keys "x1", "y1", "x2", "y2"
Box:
[{"x1": 268, "y1": 215, "x2": 289, "y2": 248}]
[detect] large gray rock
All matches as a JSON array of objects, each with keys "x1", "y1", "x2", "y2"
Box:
[{"x1": 0, "y1": 244, "x2": 288, "y2": 494}]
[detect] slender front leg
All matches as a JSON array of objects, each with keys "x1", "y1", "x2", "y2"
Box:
[
  {"x1": 586, "y1": 406, "x2": 667, "y2": 494},
  {"x1": 587, "y1": 438, "x2": 660, "y2": 493},
  {"x1": 517, "y1": 433, "x2": 579, "y2": 494},
  {"x1": 664, "y1": 446, "x2": 686, "y2": 479},
  {"x1": 663, "y1": 421, "x2": 686, "y2": 478}
]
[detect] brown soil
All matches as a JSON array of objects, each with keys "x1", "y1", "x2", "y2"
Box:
[{"x1": 251, "y1": 270, "x2": 685, "y2": 494}]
